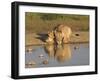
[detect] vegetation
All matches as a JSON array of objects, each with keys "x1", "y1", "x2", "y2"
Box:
[{"x1": 25, "y1": 12, "x2": 89, "y2": 33}]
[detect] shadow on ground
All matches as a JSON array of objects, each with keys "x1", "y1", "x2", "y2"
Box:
[{"x1": 35, "y1": 33, "x2": 48, "y2": 42}]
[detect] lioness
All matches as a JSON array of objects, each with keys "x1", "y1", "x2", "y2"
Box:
[
  {"x1": 54, "y1": 30, "x2": 63, "y2": 44},
  {"x1": 54, "y1": 24, "x2": 72, "y2": 44}
]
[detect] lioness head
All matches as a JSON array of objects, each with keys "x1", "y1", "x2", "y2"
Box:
[{"x1": 54, "y1": 31, "x2": 63, "y2": 45}]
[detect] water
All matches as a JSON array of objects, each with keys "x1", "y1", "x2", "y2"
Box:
[{"x1": 25, "y1": 43, "x2": 89, "y2": 68}]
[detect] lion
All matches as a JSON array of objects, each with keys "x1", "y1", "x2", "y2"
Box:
[
  {"x1": 46, "y1": 24, "x2": 72, "y2": 45},
  {"x1": 54, "y1": 24, "x2": 72, "y2": 44},
  {"x1": 45, "y1": 31, "x2": 55, "y2": 44},
  {"x1": 54, "y1": 30, "x2": 63, "y2": 44}
]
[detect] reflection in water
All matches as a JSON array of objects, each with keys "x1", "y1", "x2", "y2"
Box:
[
  {"x1": 55, "y1": 44, "x2": 71, "y2": 62},
  {"x1": 44, "y1": 44, "x2": 71, "y2": 62},
  {"x1": 25, "y1": 43, "x2": 89, "y2": 68},
  {"x1": 44, "y1": 44, "x2": 55, "y2": 58}
]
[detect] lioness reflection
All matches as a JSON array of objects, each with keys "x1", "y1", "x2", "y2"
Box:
[
  {"x1": 44, "y1": 44, "x2": 55, "y2": 57},
  {"x1": 44, "y1": 44, "x2": 71, "y2": 62}
]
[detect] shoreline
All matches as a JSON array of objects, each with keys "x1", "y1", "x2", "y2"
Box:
[{"x1": 25, "y1": 31, "x2": 89, "y2": 46}]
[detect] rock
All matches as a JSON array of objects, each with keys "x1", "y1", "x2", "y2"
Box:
[
  {"x1": 27, "y1": 48, "x2": 33, "y2": 53},
  {"x1": 39, "y1": 54, "x2": 44, "y2": 58},
  {"x1": 74, "y1": 46, "x2": 79, "y2": 50},
  {"x1": 28, "y1": 61, "x2": 36, "y2": 65},
  {"x1": 42, "y1": 60, "x2": 49, "y2": 65}
]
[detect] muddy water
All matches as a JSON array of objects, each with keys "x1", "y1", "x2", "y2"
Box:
[{"x1": 25, "y1": 43, "x2": 89, "y2": 68}]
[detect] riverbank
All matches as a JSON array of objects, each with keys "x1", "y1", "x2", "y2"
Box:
[{"x1": 25, "y1": 31, "x2": 89, "y2": 46}]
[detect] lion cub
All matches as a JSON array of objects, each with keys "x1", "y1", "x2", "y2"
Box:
[{"x1": 46, "y1": 31, "x2": 55, "y2": 44}]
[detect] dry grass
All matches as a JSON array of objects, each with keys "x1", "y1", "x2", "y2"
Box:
[{"x1": 25, "y1": 12, "x2": 89, "y2": 33}]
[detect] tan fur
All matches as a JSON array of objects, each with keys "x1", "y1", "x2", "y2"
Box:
[
  {"x1": 46, "y1": 31, "x2": 54, "y2": 44},
  {"x1": 54, "y1": 24, "x2": 72, "y2": 44},
  {"x1": 54, "y1": 30, "x2": 63, "y2": 44},
  {"x1": 46, "y1": 24, "x2": 72, "y2": 44}
]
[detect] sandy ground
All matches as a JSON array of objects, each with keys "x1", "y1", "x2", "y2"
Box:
[{"x1": 25, "y1": 31, "x2": 89, "y2": 46}]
